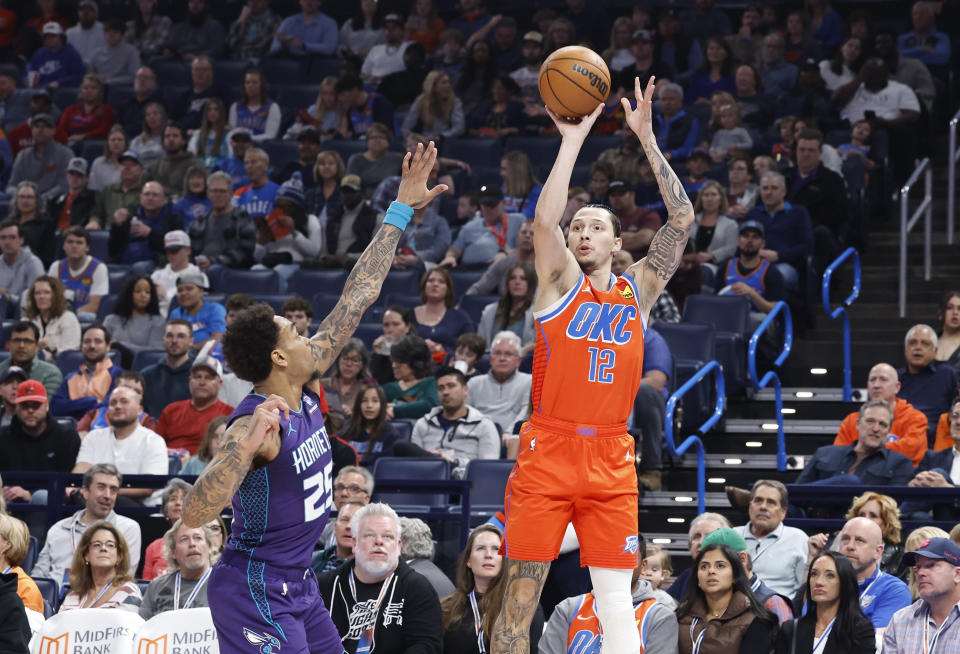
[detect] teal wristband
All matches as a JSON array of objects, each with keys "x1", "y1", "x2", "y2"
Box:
[{"x1": 383, "y1": 201, "x2": 414, "y2": 230}]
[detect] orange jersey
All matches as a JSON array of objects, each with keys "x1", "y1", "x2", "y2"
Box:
[{"x1": 531, "y1": 271, "x2": 645, "y2": 426}]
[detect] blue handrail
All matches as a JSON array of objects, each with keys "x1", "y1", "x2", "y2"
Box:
[
  {"x1": 821, "y1": 247, "x2": 861, "y2": 402},
  {"x1": 664, "y1": 360, "x2": 726, "y2": 514},
  {"x1": 748, "y1": 301, "x2": 793, "y2": 471}
]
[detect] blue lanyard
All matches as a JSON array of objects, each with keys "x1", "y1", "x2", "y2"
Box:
[
  {"x1": 1, "y1": 566, "x2": 11, "y2": 574},
  {"x1": 812, "y1": 617, "x2": 836, "y2": 654},
  {"x1": 859, "y1": 571, "x2": 883, "y2": 607},
  {"x1": 469, "y1": 590, "x2": 485, "y2": 653},
  {"x1": 82, "y1": 581, "x2": 113, "y2": 608},
  {"x1": 689, "y1": 617, "x2": 706, "y2": 654},
  {"x1": 174, "y1": 568, "x2": 212, "y2": 610}
]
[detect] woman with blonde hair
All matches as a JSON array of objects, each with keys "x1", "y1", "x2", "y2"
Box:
[
  {"x1": 401, "y1": 71, "x2": 465, "y2": 140},
  {"x1": 0, "y1": 514, "x2": 43, "y2": 613},
  {"x1": 24, "y1": 275, "x2": 81, "y2": 358},
  {"x1": 602, "y1": 16, "x2": 636, "y2": 72},
  {"x1": 188, "y1": 97, "x2": 232, "y2": 169},
  {"x1": 59, "y1": 521, "x2": 141, "y2": 612},
  {"x1": 903, "y1": 526, "x2": 949, "y2": 598},
  {"x1": 689, "y1": 179, "x2": 738, "y2": 267},
  {"x1": 500, "y1": 151, "x2": 542, "y2": 219},
  {"x1": 287, "y1": 76, "x2": 342, "y2": 139}
]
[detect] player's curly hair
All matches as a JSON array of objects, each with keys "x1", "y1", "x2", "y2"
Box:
[{"x1": 222, "y1": 303, "x2": 279, "y2": 383}]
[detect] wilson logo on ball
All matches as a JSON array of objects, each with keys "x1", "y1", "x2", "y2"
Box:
[{"x1": 570, "y1": 63, "x2": 609, "y2": 96}]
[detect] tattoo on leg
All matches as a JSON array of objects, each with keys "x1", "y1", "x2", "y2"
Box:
[
  {"x1": 644, "y1": 222, "x2": 689, "y2": 281},
  {"x1": 491, "y1": 559, "x2": 550, "y2": 654}
]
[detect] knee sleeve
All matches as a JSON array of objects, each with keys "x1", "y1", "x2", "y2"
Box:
[{"x1": 588, "y1": 567, "x2": 641, "y2": 654}]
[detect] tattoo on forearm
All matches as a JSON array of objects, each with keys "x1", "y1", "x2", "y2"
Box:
[
  {"x1": 490, "y1": 559, "x2": 550, "y2": 654},
  {"x1": 645, "y1": 222, "x2": 689, "y2": 281},
  {"x1": 642, "y1": 144, "x2": 693, "y2": 216},
  {"x1": 310, "y1": 225, "x2": 403, "y2": 372},
  {"x1": 183, "y1": 433, "x2": 255, "y2": 526}
]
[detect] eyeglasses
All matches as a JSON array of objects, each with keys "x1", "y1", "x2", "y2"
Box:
[
  {"x1": 334, "y1": 484, "x2": 367, "y2": 495},
  {"x1": 90, "y1": 540, "x2": 117, "y2": 551}
]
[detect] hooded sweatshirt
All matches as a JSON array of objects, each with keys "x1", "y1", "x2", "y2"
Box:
[
  {"x1": 0, "y1": 572, "x2": 30, "y2": 654},
  {"x1": 411, "y1": 405, "x2": 500, "y2": 478}
]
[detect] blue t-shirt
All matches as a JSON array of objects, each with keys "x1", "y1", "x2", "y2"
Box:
[
  {"x1": 170, "y1": 301, "x2": 227, "y2": 343},
  {"x1": 451, "y1": 214, "x2": 524, "y2": 267},
  {"x1": 232, "y1": 181, "x2": 279, "y2": 219},
  {"x1": 173, "y1": 195, "x2": 213, "y2": 229},
  {"x1": 858, "y1": 568, "x2": 912, "y2": 629}
]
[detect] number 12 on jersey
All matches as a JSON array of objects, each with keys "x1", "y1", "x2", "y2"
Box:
[{"x1": 587, "y1": 347, "x2": 616, "y2": 384}]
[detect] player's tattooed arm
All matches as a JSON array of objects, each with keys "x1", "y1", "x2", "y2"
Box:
[
  {"x1": 491, "y1": 559, "x2": 551, "y2": 654},
  {"x1": 310, "y1": 142, "x2": 447, "y2": 374}
]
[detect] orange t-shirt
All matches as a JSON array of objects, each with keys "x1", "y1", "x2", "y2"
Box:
[
  {"x1": 934, "y1": 412, "x2": 953, "y2": 451},
  {"x1": 156, "y1": 398, "x2": 234, "y2": 454},
  {"x1": 833, "y1": 397, "x2": 928, "y2": 465},
  {"x1": 11, "y1": 566, "x2": 43, "y2": 614}
]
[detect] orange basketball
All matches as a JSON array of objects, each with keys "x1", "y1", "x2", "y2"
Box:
[{"x1": 538, "y1": 46, "x2": 611, "y2": 119}]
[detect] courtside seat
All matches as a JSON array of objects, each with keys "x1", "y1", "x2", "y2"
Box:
[
  {"x1": 34, "y1": 608, "x2": 143, "y2": 654},
  {"x1": 134, "y1": 608, "x2": 219, "y2": 654}
]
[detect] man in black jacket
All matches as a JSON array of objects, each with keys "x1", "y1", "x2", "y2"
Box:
[
  {"x1": 188, "y1": 171, "x2": 256, "y2": 271},
  {"x1": 318, "y1": 503, "x2": 442, "y2": 654},
  {"x1": 47, "y1": 157, "x2": 98, "y2": 230},
  {"x1": 323, "y1": 174, "x2": 377, "y2": 269},
  {"x1": 0, "y1": 570, "x2": 29, "y2": 653},
  {"x1": 108, "y1": 181, "x2": 183, "y2": 266}
]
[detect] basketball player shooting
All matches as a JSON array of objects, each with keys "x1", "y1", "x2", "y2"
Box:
[
  {"x1": 491, "y1": 77, "x2": 694, "y2": 654},
  {"x1": 182, "y1": 143, "x2": 446, "y2": 653}
]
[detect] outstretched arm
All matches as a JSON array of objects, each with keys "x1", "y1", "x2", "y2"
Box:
[
  {"x1": 309, "y1": 143, "x2": 447, "y2": 373},
  {"x1": 621, "y1": 77, "x2": 694, "y2": 320}
]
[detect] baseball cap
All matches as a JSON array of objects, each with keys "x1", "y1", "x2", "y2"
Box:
[
  {"x1": 15, "y1": 379, "x2": 47, "y2": 403},
  {"x1": 632, "y1": 29, "x2": 652, "y2": 42},
  {"x1": 29, "y1": 113, "x2": 54, "y2": 128},
  {"x1": 0, "y1": 366, "x2": 27, "y2": 384},
  {"x1": 478, "y1": 185, "x2": 504, "y2": 204},
  {"x1": 229, "y1": 127, "x2": 253, "y2": 141},
  {"x1": 739, "y1": 219, "x2": 765, "y2": 237},
  {"x1": 522, "y1": 31, "x2": 544, "y2": 44},
  {"x1": 384, "y1": 13, "x2": 403, "y2": 24},
  {"x1": 341, "y1": 174, "x2": 362, "y2": 191},
  {"x1": 42, "y1": 22, "x2": 64, "y2": 36},
  {"x1": 164, "y1": 230, "x2": 191, "y2": 249},
  {"x1": 701, "y1": 527, "x2": 748, "y2": 552},
  {"x1": 67, "y1": 157, "x2": 89, "y2": 175},
  {"x1": 176, "y1": 271, "x2": 208, "y2": 290},
  {"x1": 903, "y1": 538, "x2": 960, "y2": 567},
  {"x1": 118, "y1": 149, "x2": 141, "y2": 165},
  {"x1": 191, "y1": 356, "x2": 223, "y2": 378},
  {"x1": 607, "y1": 180, "x2": 630, "y2": 194}
]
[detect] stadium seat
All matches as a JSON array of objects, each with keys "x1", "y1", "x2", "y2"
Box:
[
  {"x1": 372, "y1": 457, "x2": 450, "y2": 509},
  {"x1": 136, "y1": 579, "x2": 150, "y2": 596},
  {"x1": 261, "y1": 58, "x2": 308, "y2": 83},
  {"x1": 88, "y1": 230, "x2": 110, "y2": 261},
  {"x1": 383, "y1": 294, "x2": 420, "y2": 310},
  {"x1": 469, "y1": 166, "x2": 502, "y2": 191},
  {"x1": 290, "y1": 269, "x2": 348, "y2": 298},
  {"x1": 652, "y1": 322, "x2": 717, "y2": 428},
  {"x1": 252, "y1": 294, "x2": 288, "y2": 314},
  {"x1": 135, "y1": 608, "x2": 218, "y2": 654},
  {"x1": 325, "y1": 139, "x2": 366, "y2": 162},
  {"x1": 36, "y1": 608, "x2": 144, "y2": 651},
  {"x1": 503, "y1": 136, "x2": 560, "y2": 165},
  {"x1": 307, "y1": 56, "x2": 342, "y2": 81},
  {"x1": 464, "y1": 459, "x2": 514, "y2": 515},
  {"x1": 51, "y1": 86, "x2": 78, "y2": 111},
  {"x1": 23, "y1": 536, "x2": 37, "y2": 574},
  {"x1": 352, "y1": 324, "x2": 382, "y2": 349},
  {"x1": 108, "y1": 268, "x2": 131, "y2": 293},
  {"x1": 32, "y1": 577, "x2": 58, "y2": 614},
  {"x1": 311, "y1": 293, "x2": 339, "y2": 320},
  {"x1": 54, "y1": 416, "x2": 77, "y2": 432},
  {"x1": 682, "y1": 294, "x2": 751, "y2": 395},
  {"x1": 152, "y1": 60, "x2": 191, "y2": 87},
  {"x1": 262, "y1": 140, "x2": 299, "y2": 170},
  {"x1": 449, "y1": 270, "x2": 484, "y2": 297},
  {"x1": 168, "y1": 453, "x2": 182, "y2": 474},
  {"x1": 132, "y1": 349, "x2": 165, "y2": 371},
  {"x1": 55, "y1": 350, "x2": 86, "y2": 376},
  {"x1": 218, "y1": 269, "x2": 280, "y2": 294},
  {"x1": 379, "y1": 270, "x2": 420, "y2": 300},
  {"x1": 458, "y1": 294, "x2": 497, "y2": 325},
  {"x1": 79, "y1": 140, "x2": 106, "y2": 164},
  {"x1": 578, "y1": 134, "x2": 622, "y2": 163},
  {"x1": 388, "y1": 420, "x2": 413, "y2": 442},
  {"x1": 95, "y1": 295, "x2": 117, "y2": 322},
  {"x1": 213, "y1": 60, "x2": 252, "y2": 88},
  {"x1": 105, "y1": 84, "x2": 133, "y2": 107},
  {"x1": 441, "y1": 138, "x2": 503, "y2": 168}
]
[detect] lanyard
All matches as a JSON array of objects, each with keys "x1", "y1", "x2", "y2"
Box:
[
  {"x1": 2, "y1": 566, "x2": 11, "y2": 574},
  {"x1": 174, "y1": 568, "x2": 212, "y2": 610},
  {"x1": 82, "y1": 581, "x2": 113, "y2": 608},
  {"x1": 689, "y1": 617, "x2": 706, "y2": 654},
  {"x1": 812, "y1": 617, "x2": 836, "y2": 654},
  {"x1": 923, "y1": 608, "x2": 960, "y2": 654},
  {"x1": 469, "y1": 590, "x2": 485, "y2": 653},
  {"x1": 348, "y1": 570, "x2": 394, "y2": 654},
  {"x1": 859, "y1": 571, "x2": 883, "y2": 607},
  {"x1": 485, "y1": 214, "x2": 508, "y2": 249}
]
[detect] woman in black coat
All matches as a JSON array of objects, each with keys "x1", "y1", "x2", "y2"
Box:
[{"x1": 775, "y1": 551, "x2": 875, "y2": 654}]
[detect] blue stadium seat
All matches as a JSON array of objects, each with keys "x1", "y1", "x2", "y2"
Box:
[
  {"x1": 23, "y1": 536, "x2": 37, "y2": 575},
  {"x1": 54, "y1": 416, "x2": 77, "y2": 431},
  {"x1": 307, "y1": 56, "x2": 342, "y2": 82},
  {"x1": 108, "y1": 268, "x2": 131, "y2": 294},
  {"x1": 213, "y1": 60, "x2": 252, "y2": 88},
  {"x1": 262, "y1": 58, "x2": 309, "y2": 83},
  {"x1": 469, "y1": 166, "x2": 501, "y2": 191},
  {"x1": 169, "y1": 453, "x2": 182, "y2": 474},
  {"x1": 290, "y1": 269, "x2": 348, "y2": 298},
  {"x1": 219, "y1": 269, "x2": 280, "y2": 295},
  {"x1": 578, "y1": 135, "x2": 622, "y2": 163},
  {"x1": 262, "y1": 140, "x2": 299, "y2": 170},
  {"x1": 449, "y1": 270, "x2": 484, "y2": 297},
  {"x1": 152, "y1": 61, "x2": 191, "y2": 87},
  {"x1": 380, "y1": 270, "x2": 420, "y2": 301},
  {"x1": 33, "y1": 577, "x2": 58, "y2": 614},
  {"x1": 682, "y1": 294, "x2": 751, "y2": 395},
  {"x1": 276, "y1": 86, "x2": 321, "y2": 129},
  {"x1": 372, "y1": 457, "x2": 450, "y2": 509},
  {"x1": 652, "y1": 322, "x2": 717, "y2": 427},
  {"x1": 80, "y1": 140, "x2": 106, "y2": 164},
  {"x1": 352, "y1": 324, "x2": 382, "y2": 349},
  {"x1": 325, "y1": 139, "x2": 366, "y2": 162},
  {"x1": 163, "y1": 85, "x2": 188, "y2": 112},
  {"x1": 105, "y1": 84, "x2": 133, "y2": 107},
  {"x1": 95, "y1": 295, "x2": 117, "y2": 322},
  {"x1": 465, "y1": 459, "x2": 514, "y2": 515},
  {"x1": 441, "y1": 138, "x2": 503, "y2": 168},
  {"x1": 137, "y1": 579, "x2": 150, "y2": 596},
  {"x1": 311, "y1": 293, "x2": 339, "y2": 320},
  {"x1": 383, "y1": 294, "x2": 420, "y2": 310},
  {"x1": 132, "y1": 349, "x2": 166, "y2": 371},
  {"x1": 52, "y1": 86, "x2": 78, "y2": 110},
  {"x1": 253, "y1": 294, "x2": 288, "y2": 314},
  {"x1": 458, "y1": 294, "x2": 497, "y2": 324},
  {"x1": 55, "y1": 350, "x2": 86, "y2": 376},
  {"x1": 503, "y1": 137, "x2": 560, "y2": 166},
  {"x1": 89, "y1": 230, "x2": 110, "y2": 261},
  {"x1": 388, "y1": 420, "x2": 413, "y2": 442}
]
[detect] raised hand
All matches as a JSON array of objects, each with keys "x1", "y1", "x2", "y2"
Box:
[
  {"x1": 621, "y1": 75, "x2": 657, "y2": 143},
  {"x1": 396, "y1": 142, "x2": 448, "y2": 210},
  {"x1": 545, "y1": 103, "x2": 604, "y2": 142}
]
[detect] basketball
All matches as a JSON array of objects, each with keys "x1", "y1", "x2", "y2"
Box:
[{"x1": 538, "y1": 46, "x2": 611, "y2": 119}]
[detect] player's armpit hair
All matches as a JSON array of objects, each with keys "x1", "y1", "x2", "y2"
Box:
[
  {"x1": 491, "y1": 559, "x2": 550, "y2": 654},
  {"x1": 182, "y1": 418, "x2": 258, "y2": 527}
]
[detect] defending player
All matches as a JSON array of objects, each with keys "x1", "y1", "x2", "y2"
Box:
[
  {"x1": 490, "y1": 77, "x2": 694, "y2": 654},
  {"x1": 182, "y1": 143, "x2": 446, "y2": 653}
]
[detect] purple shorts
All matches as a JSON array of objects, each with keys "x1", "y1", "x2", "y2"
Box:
[{"x1": 208, "y1": 552, "x2": 343, "y2": 654}]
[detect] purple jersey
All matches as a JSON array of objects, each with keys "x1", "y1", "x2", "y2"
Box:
[{"x1": 226, "y1": 389, "x2": 334, "y2": 571}]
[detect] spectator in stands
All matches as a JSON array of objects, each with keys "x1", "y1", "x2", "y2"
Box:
[
  {"x1": 8, "y1": 115, "x2": 72, "y2": 208},
  {"x1": 709, "y1": 102, "x2": 753, "y2": 162},
  {"x1": 54, "y1": 74, "x2": 114, "y2": 147},
  {"x1": 378, "y1": 42, "x2": 430, "y2": 109},
  {"x1": 173, "y1": 166, "x2": 212, "y2": 228},
  {"x1": 323, "y1": 466, "x2": 374, "y2": 550},
  {"x1": 809, "y1": 492, "x2": 905, "y2": 576},
  {"x1": 104, "y1": 276, "x2": 165, "y2": 351},
  {"x1": 603, "y1": 19, "x2": 636, "y2": 74},
  {"x1": 832, "y1": 363, "x2": 928, "y2": 466},
  {"x1": 92, "y1": 149, "x2": 142, "y2": 228},
  {"x1": 229, "y1": 68, "x2": 281, "y2": 143},
  {"x1": 631, "y1": 326, "x2": 672, "y2": 492},
  {"x1": 146, "y1": 122, "x2": 204, "y2": 199},
  {"x1": 726, "y1": 155, "x2": 758, "y2": 220},
  {"x1": 384, "y1": 333, "x2": 439, "y2": 419},
  {"x1": 361, "y1": 14, "x2": 412, "y2": 85},
  {"x1": 125, "y1": 0, "x2": 171, "y2": 61},
  {"x1": 140, "y1": 518, "x2": 213, "y2": 617},
  {"x1": 270, "y1": 0, "x2": 337, "y2": 58},
  {"x1": 24, "y1": 276, "x2": 81, "y2": 358},
  {"x1": 130, "y1": 102, "x2": 168, "y2": 166},
  {"x1": 173, "y1": 56, "x2": 223, "y2": 134},
  {"x1": 899, "y1": 324, "x2": 960, "y2": 441},
  {"x1": 115, "y1": 67, "x2": 158, "y2": 141},
  {"x1": 607, "y1": 180, "x2": 661, "y2": 260},
  {"x1": 688, "y1": 37, "x2": 737, "y2": 103},
  {"x1": 227, "y1": 0, "x2": 279, "y2": 59},
  {"x1": 499, "y1": 151, "x2": 542, "y2": 219},
  {"x1": 820, "y1": 36, "x2": 863, "y2": 91},
  {"x1": 0, "y1": 220, "x2": 43, "y2": 308},
  {"x1": 0, "y1": 514, "x2": 42, "y2": 613},
  {"x1": 340, "y1": 384, "x2": 403, "y2": 467},
  {"x1": 65, "y1": 0, "x2": 104, "y2": 66},
  {"x1": 399, "y1": 517, "x2": 454, "y2": 599},
  {"x1": 937, "y1": 291, "x2": 960, "y2": 372},
  {"x1": 476, "y1": 262, "x2": 537, "y2": 349},
  {"x1": 274, "y1": 129, "x2": 320, "y2": 187},
  {"x1": 689, "y1": 180, "x2": 738, "y2": 269},
  {"x1": 281, "y1": 297, "x2": 312, "y2": 337},
  {"x1": 757, "y1": 33, "x2": 799, "y2": 99},
  {"x1": 677, "y1": 543, "x2": 779, "y2": 653},
  {"x1": 714, "y1": 220, "x2": 785, "y2": 324},
  {"x1": 141, "y1": 319, "x2": 194, "y2": 417},
  {"x1": 32, "y1": 463, "x2": 141, "y2": 585},
  {"x1": 807, "y1": 0, "x2": 844, "y2": 54},
  {"x1": 312, "y1": 499, "x2": 361, "y2": 574},
  {"x1": 168, "y1": 272, "x2": 225, "y2": 352},
  {"x1": 402, "y1": 71, "x2": 466, "y2": 141},
  {"x1": 784, "y1": 11, "x2": 821, "y2": 64},
  {"x1": 164, "y1": 0, "x2": 225, "y2": 60},
  {"x1": 321, "y1": 173, "x2": 377, "y2": 269},
  {"x1": 725, "y1": 6, "x2": 764, "y2": 65},
  {"x1": 60, "y1": 520, "x2": 141, "y2": 612},
  {"x1": 653, "y1": 8, "x2": 701, "y2": 75},
  {"x1": 25, "y1": 22, "x2": 84, "y2": 89},
  {"x1": 787, "y1": 127, "x2": 849, "y2": 259},
  {"x1": 108, "y1": 181, "x2": 183, "y2": 266},
  {"x1": 0, "y1": 68, "x2": 30, "y2": 131},
  {"x1": 180, "y1": 414, "x2": 226, "y2": 475},
  {"x1": 388, "y1": 195, "x2": 451, "y2": 270},
  {"x1": 254, "y1": 175, "x2": 322, "y2": 285},
  {"x1": 466, "y1": 219, "x2": 534, "y2": 296},
  {"x1": 614, "y1": 28, "x2": 674, "y2": 97},
  {"x1": 47, "y1": 226, "x2": 105, "y2": 322},
  {"x1": 233, "y1": 147, "x2": 278, "y2": 220},
  {"x1": 7, "y1": 91, "x2": 50, "y2": 158},
  {"x1": 733, "y1": 64, "x2": 773, "y2": 129},
  {"x1": 49, "y1": 158, "x2": 96, "y2": 231},
  {"x1": 305, "y1": 149, "x2": 343, "y2": 221},
  {"x1": 653, "y1": 83, "x2": 698, "y2": 162},
  {"x1": 141, "y1": 478, "x2": 191, "y2": 579},
  {"x1": 371, "y1": 305, "x2": 414, "y2": 384},
  {"x1": 468, "y1": 330, "x2": 531, "y2": 427},
  {"x1": 319, "y1": 503, "x2": 442, "y2": 651},
  {"x1": 745, "y1": 171, "x2": 812, "y2": 291},
  {"x1": 440, "y1": 186, "x2": 522, "y2": 269},
  {"x1": 346, "y1": 124, "x2": 404, "y2": 198},
  {"x1": 405, "y1": 0, "x2": 444, "y2": 53},
  {"x1": 335, "y1": 74, "x2": 395, "y2": 140},
  {"x1": 51, "y1": 323, "x2": 118, "y2": 418},
  {"x1": 288, "y1": 78, "x2": 342, "y2": 141},
  {"x1": 898, "y1": 2, "x2": 951, "y2": 67},
  {"x1": 189, "y1": 171, "x2": 256, "y2": 271},
  {"x1": 76, "y1": 370, "x2": 157, "y2": 436},
  {"x1": 414, "y1": 268, "x2": 475, "y2": 353},
  {"x1": 89, "y1": 19, "x2": 140, "y2": 86},
  {"x1": 887, "y1": 537, "x2": 960, "y2": 651},
  {"x1": 796, "y1": 399, "x2": 915, "y2": 487},
  {"x1": 456, "y1": 40, "x2": 499, "y2": 114},
  {"x1": 465, "y1": 74, "x2": 523, "y2": 140},
  {"x1": 780, "y1": 58, "x2": 832, "y2": 120},
  {"x1": 775, "y1": 550, "x2": 875, "y2": 652},
  {"x1": 339, "y1": 0, "x2": 385, "y2": 59},
  {"x1": 10, "y1": 182, "x2": 56, "y2": 269},
  {"x1": 0, "y1": 322, "x2": 61, "y2": 395},
  {"x1": 156, "y1": 355, "x2": 232, "y2": 454},
  {"x1": 149, "y1": 231, "x2": 202, "y2": 315},
  {"x1": 319, "y1": 339, "x2": 373, "y2": 422}
]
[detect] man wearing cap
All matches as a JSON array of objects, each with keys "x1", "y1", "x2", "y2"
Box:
[
  {"x1": 757, "y1": 33, "x2": 798, "y2": 99},
  {"x1": 48, "y1": 157, "x2": 98, "y2": 230},
  {"x1": 274, "y1": 128, "x2": 322, "y2": 187},
  {"x1": 0, "y1": 220, "x2": 44, "y2": 308},
  {"x1": 65, "y1": 0, "x2": 105, "y2": 66},
  {"x1": 88, "y1": 18, "x2": 141, "y2": 86},
  {"x1": 744, "y1": 170, "x2": 813, "y2": 291},
  {"x1": 509, "y1": 31, "x2": 545, "y2": 106},
  {"x1": 608, "y1": 179, "x2": 663, "y2": 259},
  {"x1": 615, "y1": 29, "x2": 676, "y2": 97},
  {"x1": 156, "y1": 357, "x2": 232, "y2": 454},
  {"x1": 780, "y1": 58, "x2": 832, "y2": 120},
  {"x1": 334, "y1": 75, "x2": 396, "y2": 140},
  {"x1": 142, "y1": 319, "x2": 195, "y2": 417},
  {"x1": 24, "y1": 22, "x2": 84, "y2": 89},
  {"x1": 0, "y1": 379, "x2": 81, "y2": 504},
  {"x1": 439, "y1": 186, "x2": 523, "y2": 268},
  {"x1": 108, "y1": 180, "x2": 184, "y2": 266},
  {"x1": 216, "y1": 129, "x2": 253, "y2": 189},
  {"x1": 884, "y1": 537, "x2": 960, "y2": 652},
  {"x1": 145, "y1": 122, "x2": 203, "y2": 199},
  {"x1": 152, "y1": 230, "x2": 208, "y2": 315},
  {"x1": 169, "y1": 272, "x2": 227, "y2": 352},
  {"x1": 361, "y1": 15, "x2": 413, "y2": 84},
  {"x1": 92, "y1": 149, "x2": 144, "y2": 228},
  {"x1": 164, "y1": 0, "x2": 225, "y2": 60},
  {"x1": 0, "y1": 67, "x2": 31, "y2": 131},
  {"x1": 0, "y1": 366, "x2": 26, "y2": 427},
  {"x1": 714, "y1": 220, "x2": 785, "y2": 323},
  {"x1": 116, "y1": 66, "x2": 162, "y2": 138},
  {"x1": 6, "y1": 91, "x2": 54, "y2": 157},
  {"x1": 269, "y1": 0, "x2": 337, "y2": 57},
  {"x1": 51, "y1": 323, "x2": 122, "y2": 420},
  {"x1": 321, "y1": 173, "x2": 378, "y2": 268},
  {"x1": 0, "y1": 321, "x2": 62, "y2": 396},
  {"x1": 189, "y1": 171, "x2": 256, "y2": 271},
  {"x1": 49, "y1": 225, "x2": 108, "y2": 320},
  {"x1": 6, "y1": 112, "x2": 73, "y2": 202}
]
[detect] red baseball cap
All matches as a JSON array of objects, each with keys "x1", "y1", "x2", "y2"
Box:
[{"x1": 15, "y1": 380, "x2": 47, "y2": 403}]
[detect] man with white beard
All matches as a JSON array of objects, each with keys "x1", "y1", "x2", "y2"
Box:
[
  {"x1": 318, "y1": 503, "x2": 442, "y2": 653},
  {"x1": 139, "y1": 519, "x2": 214, "y2": 618}
]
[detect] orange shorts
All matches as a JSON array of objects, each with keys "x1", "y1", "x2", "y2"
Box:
[{"x1": 501, "y1": 414, "x2": 640, "y2": 569}]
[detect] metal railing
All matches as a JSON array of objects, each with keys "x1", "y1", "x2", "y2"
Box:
[
  {"x1": 948, "y1": 108, "x2": 960, "y2": 245},
  {"x1": 899, "y1": 157, "x2": 933, "y2": 318},
  {"x1": 664, "y1": 360, "x2": 726, "y2": 514},
  {"x1": 821, "y1": 248, "x2": 861, "y2": 402},
  {"x1": 748, "y1": 301, "x2": 793, "y2": 472}
]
